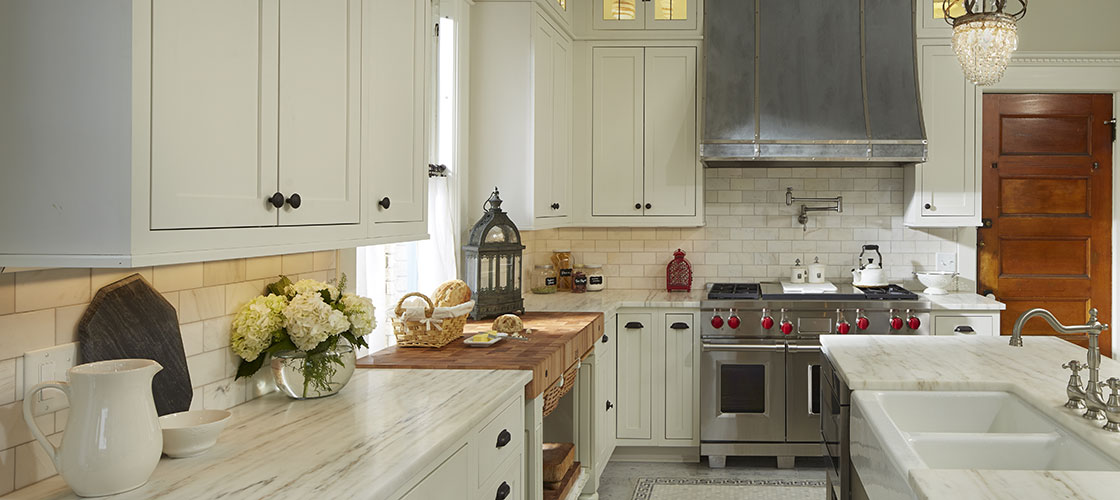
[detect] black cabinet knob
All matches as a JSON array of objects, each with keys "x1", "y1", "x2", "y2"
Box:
[
  {"x1": 624, "y1": 321, "x2": 644, "y2": 329},
  {"x1": 924, "y1": 203, "x2": 931, "y2": 210},
  {"x1": 496, "y1": 482, "x2": 511, "y2": 500},
  {"x1": 602, "y1": 334, "x2": 609, "y2": 344},
  {"x1": 286, "y1": 193, "x2": 301, "y2": 209},
  {"x1": 606, "y1": 400, "x2": 614, "y2": 411},
  {"x1": 551, "y1": 202, "x2": 560, "y2": 210},
  {"x1": 268, "y1": 192, "x2": 285, "y2": 209},
  {"x1": 645, "y1": 203, "x2": 652, "y2": 209},
  {"x1": 496, "y1": 429, "x2": 511, "y2": 448},
  {"x1": 379, "y1": 197, "x2": 391, "y2": 209},
  {"x1": 635, "y1": 203, "x2": 642, "y2": 210}
]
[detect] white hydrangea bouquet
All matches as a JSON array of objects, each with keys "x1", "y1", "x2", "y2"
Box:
[{"x1": 230, "y1": 275, "x2": 374, "y2": 397}]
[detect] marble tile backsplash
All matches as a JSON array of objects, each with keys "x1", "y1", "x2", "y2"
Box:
[
  {"x1": 522, "y1": 167, "x2": 965, "y2": 290},
  {"x1": 0, "y1": 252, "x2": 340, "y2": 493}
]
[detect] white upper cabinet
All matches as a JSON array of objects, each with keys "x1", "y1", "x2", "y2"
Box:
[
  {"x1": 588, "y1": 46, "x2": 699, "y2": 222},
  {"x1": 904, "y1": 40, "x2": 981, "y2": 227},
  {"x1": 0, "y1": 0, "x2": 429, "y2": 268},
  {"x1": 364, "y1": 0, "x2": 430, "y2": 234},
  {"x1": 470, "y1": 3, "x2": 572, "y2": 230},
  {"x1": 592, "y1": 0, "x2": 698, "y2": 32}
]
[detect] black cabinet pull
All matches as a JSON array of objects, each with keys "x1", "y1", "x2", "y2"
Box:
[
  {"x1": 645, "y1": 203, "x2": 652, "y2": 209},
  {"x1": 495, "y1": 429, "x2": 511, "y2": 448},
  {"x1": 602, "y1": 334, "x2": 609, "y2": 344},
  {"x1": 634, "y1": 203, "x2": 642, "y2": 210},
  {"x1": 924, "y1": 203, "x2": 931, "y2": 209},
  {"x1": 496, "y1": 482, "x2": 511, "y2": 500},
  {"x1": 954, "y1": 326, "x2": 976, "y2": 335},
  {"x1": 670, "y1": 322, "x2": 690, "y2": 330},
  {"x1": 379, "y1": 197, "x2": 391, "y2": 209},
  {"x1": 551, "y1": 202, "x2": 560, "y2": 210},
  {"x1": 624, "y1": 321, "x2": 644, "y2": 329},
  {"x1": 286, "y1": 193, "x2": 302, "y2": 209},
  {"x1": 268, "y1": 192, "x2": 285, "y2": 209},
  {"x1": 606, "y1": 400, "x2": 614, "y2": 411}
]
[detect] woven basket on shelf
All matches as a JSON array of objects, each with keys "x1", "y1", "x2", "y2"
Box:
[
  {"x1": 542, "y1": 362, "x2": 580, "y2": 418},
  {"x1": 392, "y1": 292, "x2": 468, "y2": 348}
]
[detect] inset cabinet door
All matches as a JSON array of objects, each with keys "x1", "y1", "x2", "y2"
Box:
[
  {"x1": 616, "y1": 313, "x2": 653, "y2": 440},
  {"x1": 532, "y1": 15, "x2": 557, "y2": 218},
  {"x1": 916, "y1": 42, "x2": 977, "y2": 218},
  {"x1": 278, "y1": 0, "x2": 362, "y2": 226},
  {"x1": 364, "y1": 0, "x2": 430, "y2": 227},
  {"x1": 663, "y1": 313, "x2": 697, "y2": 441},
  {"x1": 644, "y1": 47, "x2": 697, "y2": 217},
  {"x1": 594, "y1": 0, "x2": 696, "y2": 31},
  {"x1": 644, "y1": 0, "x2": 697, "y2": 30},
  {"x1": 549, "y1": 26, "x2": 572, "y2": 218},
  {"x1": 591, "y1": 47, "x2": 644, "y2": 216},
  {"x1": 150, "y1": 0, "x2": 277, "y2": 230}
]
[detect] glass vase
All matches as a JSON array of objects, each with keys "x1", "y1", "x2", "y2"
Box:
[{"x1": 270, "y1": 342, "x2": 356, "y2": 399}]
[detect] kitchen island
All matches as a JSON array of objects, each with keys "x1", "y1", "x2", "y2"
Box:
[
  {"x1": 3, "y1": 369, "x2": 532, "y2": 500},
  {"x1": 821, "y1": 335, "x2": 1120, "y2": 500}
]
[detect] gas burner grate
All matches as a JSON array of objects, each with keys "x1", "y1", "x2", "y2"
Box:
[
  {"x1": 708, "y1": 283, "x2": 762, "y2": 300},
  {"x1": 857, "y1": 284, "x2": 920, "y2": 300}
]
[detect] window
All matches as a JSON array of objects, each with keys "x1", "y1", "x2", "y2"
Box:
[{"x1": 357, "y1": 2, "x2": 463, "y2": 352}]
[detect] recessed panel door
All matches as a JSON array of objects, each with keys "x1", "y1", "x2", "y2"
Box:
[
  {"x1": 664, "y1": 313, "x2": 697, "y2": 441},
  {"x1": 643, "y1": 47, "x2": 697, "y2": 217},
  {"x1": 616, "y1": 313, "x2": 653, "y2": 440},
  {"x1": 592, "y1": 47, "x2": 644, "y2": 216}
]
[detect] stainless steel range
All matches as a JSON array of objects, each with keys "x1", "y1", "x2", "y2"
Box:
[{"x1": 699, "y1": 282, "x2": 931, "y2": 469}]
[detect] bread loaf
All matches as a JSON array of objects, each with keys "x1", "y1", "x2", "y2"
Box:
[
  {"x1": 492, "y1": 314, "x2": 524, "y2": 334},
  {"x1": 432, "y1": 280, "x2": 472, "y2": 307}
]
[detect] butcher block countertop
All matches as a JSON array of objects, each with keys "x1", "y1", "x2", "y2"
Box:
[{"x1": 357, "y1": 312, "x2": 605, "y2": 399}]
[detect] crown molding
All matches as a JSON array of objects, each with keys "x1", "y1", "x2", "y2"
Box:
[{"x1": 1010, "y1": 52, "x2": 1120, "y2": 66}]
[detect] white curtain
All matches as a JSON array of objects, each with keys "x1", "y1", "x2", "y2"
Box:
[{"x1": 416, "y1": 176, "x2": 458, "y2": 294}]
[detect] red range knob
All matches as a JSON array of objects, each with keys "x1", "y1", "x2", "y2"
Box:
[
  {"x1": 711, "y1": 315, "x2": 724, "y2": 329},
  {"x1": 908, "y1": 316, "x2": 921, "y2": 330},
  {"x1": 837, "y1": 321, "x2": 851, "y2": 335},
  {"x1": 857, "y1": 317, "x2": 870, "y2": 330},
  {"x1": 727, "y1": 316, "x2": 741, "y2": 329},
  {"x1": 890, "y1": 317, "x2": 904, "y2": 330},
  {"x1": 761, "y1": 316, "x2": 775, "y2": 330},
  {"x1": 780, "y1": 321, "x2": 794, "y2": 335}
]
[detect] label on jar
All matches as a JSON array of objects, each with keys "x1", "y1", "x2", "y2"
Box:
[
  {"x1": 559, "y1": 268, "x2": 572, "y2": 277},
  {"x1": 545, "y1": 277, "x2": 557, "y2": 286},
  {"x1": 589, "y1": 276, "x2": 604, "y2": 285},
  {"x1": 574, "y1": 275, "x2": 588, "y2": 286}
]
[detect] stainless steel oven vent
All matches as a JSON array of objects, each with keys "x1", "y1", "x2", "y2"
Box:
[{"x1": 701, "y1": 0, "x2": 928, "y2": 166}]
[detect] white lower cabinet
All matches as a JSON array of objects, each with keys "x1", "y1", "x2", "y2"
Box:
[
  {"x1": 932, "y1": 311, "x2": 1000, "y2": 336},
  {"x1": 615, "y1": 309, "x2": 700, "y2": 447},
  {"x1": 578, "y1": 317, "x2": 618, "y2": 497},
  {"x1": 400, "y1": 445, "x2": 470, "y2": 500}
]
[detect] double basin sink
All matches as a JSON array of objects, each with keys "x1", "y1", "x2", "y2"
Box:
[{"x1": 852, "y1": 391, "x2": 1119, "y2": 499}]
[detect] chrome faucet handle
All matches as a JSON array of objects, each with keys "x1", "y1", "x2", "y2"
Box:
[
  {"x1": 1064, "y1": 361, "x2": 1087, "y2": 410},
  {"x1": 1097, "y1": 378, "x2": 1120, "y2": 432}
]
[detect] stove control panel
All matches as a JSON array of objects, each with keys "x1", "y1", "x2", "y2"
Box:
[{"x1": 701, "y1": 305, "x2": 930, "y2": 338}]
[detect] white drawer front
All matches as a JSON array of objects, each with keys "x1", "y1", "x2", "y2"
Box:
[
  {"x1": 933, "y1": 314, "x2": 995, "y2": 336},
  {"x1": 475, "y1": 397, "x2": 524, "y2": 486}
]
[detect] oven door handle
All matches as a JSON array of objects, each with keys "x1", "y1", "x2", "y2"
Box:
[
  {"x1": 787, "y1": 344, "x2": 822, "y2": 353},
  {"x1": 701, "y1": 343, "x2": 786, "y2": 352}
]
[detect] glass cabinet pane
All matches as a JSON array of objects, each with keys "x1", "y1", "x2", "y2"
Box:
[
  {"x1": 557, "y1": 0, "x2": 566, "y2": 11},
  {"x1": 654, "y1": 0, "x2": 687, "y2": 20},
  {"x1": 604, "y1": 0, "x2": 637, "y2": 21},
  {"x1": 932, "y1": 0, "x2": 966, "y2": 19}
]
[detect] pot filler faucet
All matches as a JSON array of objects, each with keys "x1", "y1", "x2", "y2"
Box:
[{"x1": 1013, "y1": 308, "x2": 1120, "y2": 430}]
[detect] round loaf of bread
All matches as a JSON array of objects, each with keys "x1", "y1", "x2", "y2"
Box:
[
  {"x1": 432, "y1": 280, "x2": 472, "y2": 307},
  {"x1": 492, "y1": 314, "x2": 524, "y2": 334}
]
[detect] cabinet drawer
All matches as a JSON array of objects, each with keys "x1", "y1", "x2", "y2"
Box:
[
  {"x1": 475, "y1": 397, "x2": 524, "y2": 486},
  {"x1": 477, "y1": 452, "x2": 522, "y2": 500},
  {"x1": 933, "y1": 314, "x2": 995, "y2": 336},
  {"x1": 400, "y1": 444, "x2": 468, "y2": 500}
]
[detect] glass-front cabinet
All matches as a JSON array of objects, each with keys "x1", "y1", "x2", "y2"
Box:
[{"x1": 594, "y1": 0, "x2": 697, "y2": 31}]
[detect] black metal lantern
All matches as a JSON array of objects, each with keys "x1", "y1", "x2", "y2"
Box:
[{"x1": 463, "y1": 188, "x2": 525, "y2": 320}]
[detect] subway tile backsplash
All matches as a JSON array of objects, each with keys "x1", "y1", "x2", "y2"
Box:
[
  {"x1": 522, "y1": 168, "x2": 963, "y2": 290},
  {"x1": 0, "y1": 251, "x2": 339, "y2": 493}
]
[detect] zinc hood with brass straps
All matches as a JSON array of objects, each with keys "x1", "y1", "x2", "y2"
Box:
[{"x1": 701, "y1": 0, "x2": 928, "y2": 167}]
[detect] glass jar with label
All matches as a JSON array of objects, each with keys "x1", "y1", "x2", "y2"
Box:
[
  {"x1": 584, "y1": 264, "x2": 606, "y2": 291},
  {"x1": 551, "y1": 250, "x2": 573, "y2": 291},
  {"x1": 531, "y1": 265, "x2": 558, "y2": 294},
  {"x1": 572, "y1": 267, "x2": 588, "y2": 293}
]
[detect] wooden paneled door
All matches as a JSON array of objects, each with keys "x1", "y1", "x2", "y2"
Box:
[{"x1": 979, "y1": 94, "x2": 1114, "y2": 354}]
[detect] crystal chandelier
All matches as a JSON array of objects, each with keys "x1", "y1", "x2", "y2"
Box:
[{"x1": 943, "y1": 0, "x2": 1028, "y2": 86}]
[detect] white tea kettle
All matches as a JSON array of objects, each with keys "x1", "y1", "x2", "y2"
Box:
[
  {"x1": 851, "y1": 244, "x2": 886, "y2": 287},
  {"x1": 23, "y1": 359, "x2": 164, "y2": 497}
]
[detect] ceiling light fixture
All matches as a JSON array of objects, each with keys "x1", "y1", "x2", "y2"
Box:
[{"x1": 943, "y1": 0, "x2": 1028, "y2": 86}]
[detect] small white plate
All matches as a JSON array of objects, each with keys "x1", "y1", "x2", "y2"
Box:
[{"x1": 464, "y1": 335, "x2": 503, "y2": 347}]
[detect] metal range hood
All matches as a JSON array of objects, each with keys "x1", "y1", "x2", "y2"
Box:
[{"x1": 701, "y1": 0, "x2": 927, "y2": 166}]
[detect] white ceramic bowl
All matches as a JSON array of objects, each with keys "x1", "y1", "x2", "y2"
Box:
[
  {"x1": 159, "y1": 409, "x2": 231, "y2": 458},
  {"x1": 915, "y1": 272, "x2": 957, "y2": 295}
]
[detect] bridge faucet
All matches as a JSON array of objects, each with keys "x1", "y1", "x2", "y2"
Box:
[{"x1": 1015, "y1": 308, "x2": 1109, "y2": 421}]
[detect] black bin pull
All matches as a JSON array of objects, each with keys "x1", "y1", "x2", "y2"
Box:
[
  {"x1": 624, "y1": 321, "x2": 644, "y2": 329},
  {"x1": 954, "y1": 326, "x2": 976, "y2": 335},
  {"x1": 670, "y1": 322, "x2": 690, "y2": 330},
  {"x1": 496, "y1": 481, "x2": 511, "y2": 500},
  {"x1": 495, "y1": 429, "x2": 511, "y2": 448}
]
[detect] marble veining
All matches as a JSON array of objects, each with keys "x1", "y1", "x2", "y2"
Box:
[
  {"x1": 3, "y1": 369, "x2": 532, "y2": 500},
  {"x1": 822, "y1": 335, "x2": 1120, "y2": 499},
  {"x1": 918, "y1": 292, "x2": 1005, "y2": 311}
]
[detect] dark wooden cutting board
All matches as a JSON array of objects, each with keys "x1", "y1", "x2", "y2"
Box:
[{"x1": 78, "y1": 274, "x2": 192, "y2": 415}]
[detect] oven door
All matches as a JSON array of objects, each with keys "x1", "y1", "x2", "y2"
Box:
[
  {"x1": 701, "y1": 341, "x2": 786, "y2": 442},
  {"x1": 786, "y1": 342, "x2": 822, "y2": 442}
]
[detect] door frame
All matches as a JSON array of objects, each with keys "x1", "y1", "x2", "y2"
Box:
[{"x1": 964, "y1": 52, "x2": 1120, "y2": 357}]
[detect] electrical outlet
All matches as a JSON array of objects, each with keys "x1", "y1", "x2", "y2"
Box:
[
  {"x1": 936, "y1": 252, "x2": 957, "y2": 273},
  {"x1": 23, "y1": 342, "x2": 78, "y2": 416}
]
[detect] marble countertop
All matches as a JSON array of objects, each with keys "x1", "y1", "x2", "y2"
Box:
[
  {"x1": 821, "y1": 335, "x2": 1120, "y2": 499},
  {"x1": 5, "y1": 369, "x2": 533, "y2": 500},
  {"x1": 917, "y1": 292, "x2": 1005, "y2": 311}
]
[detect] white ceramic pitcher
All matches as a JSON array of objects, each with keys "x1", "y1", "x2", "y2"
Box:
[{"x1": 23, "y1": 359, "x2": 164, "y2": 497}]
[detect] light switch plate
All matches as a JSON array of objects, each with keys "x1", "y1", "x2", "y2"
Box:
[
  {"x1": 936, "y1": 252, "x2": 957, "y2": 273},
  {"x1": 23, "y1": 342, "x2": 78, "y2": 416}
]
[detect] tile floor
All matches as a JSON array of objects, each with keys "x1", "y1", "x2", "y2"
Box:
[{"x1": 598, "y1": 457, "x2": 829, "y2": 500}]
